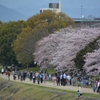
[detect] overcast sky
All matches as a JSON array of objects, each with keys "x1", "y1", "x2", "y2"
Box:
[{"x1": 0, "y1": 0, "x2": 100, "y2": 18}]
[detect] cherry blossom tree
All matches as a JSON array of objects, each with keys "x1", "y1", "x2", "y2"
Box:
[
  {"x1": 83, "y1": 39, "x2": 100, "y2": 76},
  {"x1": 33, "y1": 27, "x2": 100, "y2": 72}
]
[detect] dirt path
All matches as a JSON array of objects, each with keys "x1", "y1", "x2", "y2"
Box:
[{"x1": 0, "y1": 73, "x2": 98, "y2": 94}]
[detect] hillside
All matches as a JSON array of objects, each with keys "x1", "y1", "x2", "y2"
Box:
[
  {"x1": 0, "y1": 4, "x2": 28, "y2": 22},
  {"x1": 0, "y1": 77, "x2": 100, "y2": 100}
]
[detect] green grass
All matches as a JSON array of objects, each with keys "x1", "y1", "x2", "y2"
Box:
[
  {"x1": 0, "y1": 77, "x2": 100, "y2": 100},
  {"x1": 22, "y1": 67, "x2": 55, "y2": 74}
]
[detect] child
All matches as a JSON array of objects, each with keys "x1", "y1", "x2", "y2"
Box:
[
  {"x1": 77, "y1": 90, "x2": 81, "y2": 98},
  {"x1": 78, "y1": 85, "x2": 82, "y2": 96}
]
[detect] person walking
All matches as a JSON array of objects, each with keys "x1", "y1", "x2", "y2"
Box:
[
  {"x1": 8, "y1": 71, "x2": 10, "y2": 81},
  {"x1": 63, "y1": 73, "x2": 67, "y2": 86},
  {"x1": 36, "y1": 72, "x2": 40, "y2": 84},
  {"x1": 29, "y1": 71, "x2": 33, "y2": 81},
  {"x1": 40, "y1": 72, "x2": 43, "y2": 83},
  {"x1": 92, "y1": 81, "x2": 96, "y2": 92},
  {"x1": 32, "y1": 73, "x2": 36, "y2": 83},
  {"x1": 97, "y1": 80, "x2": 100, "y2": 93},
  {"x1": 57, "y1": 74, "x2": 60, "y2": 86},
  {"x1": 52, "y1": 75, "x2": 57, "y2": 86},
  {"x1": 5, "y1": 70, "x2": 10, "y2": 81},
  {"x1": 78, "y1": 85, "x2": 82, "y2": 96},
  {"x1": 66, "y1": 74, "x2": 71, "y2": 86},
  {"x1": 17, "y1": 70, "x2": 21, "y2": 80},
  {"x1": 1, "y1": 67, "x2": 5, "y2": 75},
  {"x1": 60, "y1": 73, "x2": 64, "y2": 86}
]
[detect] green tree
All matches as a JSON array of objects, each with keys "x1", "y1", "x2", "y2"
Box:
[
  {"x1": 12, "y1": 25, "x2": 48, "y2": 67},
  {"x1": 0, "y1": 21, "x2": 26, "y2": 66},
  {"x1": 73, "y1": 36, "x2": 100, "y2": 69},
  {"x1": 27, "y1": 10, "x2": 74, "y2": 33}
]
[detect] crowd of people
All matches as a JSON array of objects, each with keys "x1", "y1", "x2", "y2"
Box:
[{"x1": 1, "y1": 67, "x2": 100, "y2": 96}]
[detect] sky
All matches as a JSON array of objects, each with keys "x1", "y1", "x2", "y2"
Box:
[{"x1": 0, "y1": 0, "x2": 100, "y2": 18}]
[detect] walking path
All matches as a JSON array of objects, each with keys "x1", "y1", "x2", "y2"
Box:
[{"x1": 0, "y1": 74, "x2": 98, "y2": 94}]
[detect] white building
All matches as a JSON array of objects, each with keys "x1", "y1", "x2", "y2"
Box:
[{"x1": 40, "y1": 0, "x2": 61, "y2": 13}]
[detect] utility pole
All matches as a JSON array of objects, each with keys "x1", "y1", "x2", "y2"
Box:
[
  {"x1": 81, "y1": 5, "x2": 83, "y2": 22},
  {"x1": 58, "y1": 0, "x2": 61, "y2": 12},
  {"x1": 81, "y1": 5, "x2": 83, "y2": 28}
]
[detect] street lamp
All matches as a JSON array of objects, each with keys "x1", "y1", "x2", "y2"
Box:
[{"x1": 81, "y1": 5, "x2": 83, "y2": 19}]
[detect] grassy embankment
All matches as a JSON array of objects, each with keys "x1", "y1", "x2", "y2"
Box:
[
  {"x1": 26, "y1": 67, "x2": 56, "y2": 74},
  {"x1": 0, "y1": 77, "x2": 100, "y2": 100}
]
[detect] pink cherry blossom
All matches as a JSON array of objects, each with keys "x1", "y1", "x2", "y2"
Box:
[
  {"x1": 33, "y1": 27, "x2": 100, "y2": 73},
  {"x1": 83, "y1": 47, "x2": 100, "y2": 76}
]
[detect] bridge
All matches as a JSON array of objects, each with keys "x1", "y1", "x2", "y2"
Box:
[
  {"x1": 73, "y1": 18, "x2": 100, "y2": 27},
  {"x1": 73, "y1": 18, "x2": 100, "y2": 23}
]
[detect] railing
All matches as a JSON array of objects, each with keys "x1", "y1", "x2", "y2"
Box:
[{"x1": 73, "y1": 18, "x2": 100, "y2": 22}]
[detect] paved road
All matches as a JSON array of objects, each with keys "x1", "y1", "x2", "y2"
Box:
[{"x1": 0, "y1": 73, "x2": 98, "y2": 94}]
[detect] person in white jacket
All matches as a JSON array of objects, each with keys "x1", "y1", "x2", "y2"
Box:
[{"x1": 1, "y1": 68, "x2": 4, "y2": 75}]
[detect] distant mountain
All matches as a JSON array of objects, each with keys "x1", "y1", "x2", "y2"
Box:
[
  {"x1": 0, "y1": 1, "x2": 100, "y2": 22},
  {"x1": 0, "y1": 4, "x2": 28, "y2": 22},
  {"x1": 13, "y1": 3, "x2": 48, "y2": 18}
]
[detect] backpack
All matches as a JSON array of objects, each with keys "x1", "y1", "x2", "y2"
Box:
[{"x1": 8, "y1": 72, "x2": 10, "y2": 76}]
